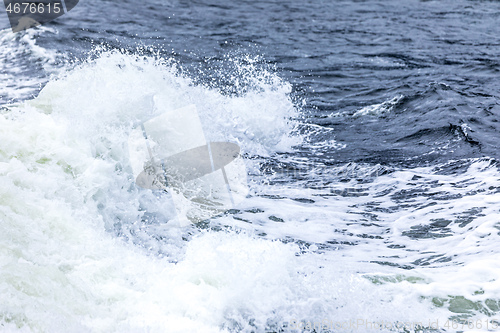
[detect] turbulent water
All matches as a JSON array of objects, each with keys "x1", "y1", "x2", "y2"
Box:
[{"x1": 1, "y1": 0, "x2": 500, "y2": 332}]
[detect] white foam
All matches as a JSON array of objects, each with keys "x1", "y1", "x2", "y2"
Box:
[
  {"x1": 2, "y1": 49, "x2": 499, "y2": 332},
  {"x1": 0, "y1": 51, "x2": 309, "y2": 331},
  {"x1": 352, "y1": 95, "x2": 404, "y2": 117},
  {"x1": 0, "y1": 27, "x2": 64, "y2": 104},
  {"x1": 228, "y1": 157, "x2": 500, "y2": 327}
]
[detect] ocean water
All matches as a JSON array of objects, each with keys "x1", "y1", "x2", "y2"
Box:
[{"x1": 1, "y1": 0, "x2": 500, "y2": 332}]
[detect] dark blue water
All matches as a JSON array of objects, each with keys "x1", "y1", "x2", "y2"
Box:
[{"x1": 5, "y1": 0, "x2": 500, "y2": 166}]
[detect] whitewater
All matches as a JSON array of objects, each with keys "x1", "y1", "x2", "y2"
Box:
[{"x1": 2, "y1": 0, "x2": 500, "y2": 332}]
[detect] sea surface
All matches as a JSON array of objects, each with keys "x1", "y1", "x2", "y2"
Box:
[{"x1": 1, "y1": 0, "x2": 500, "y2": 332}]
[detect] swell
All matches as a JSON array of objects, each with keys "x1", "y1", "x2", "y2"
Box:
[{"x1": 303, "y1": 81, "x2": 498, "y2": 167}]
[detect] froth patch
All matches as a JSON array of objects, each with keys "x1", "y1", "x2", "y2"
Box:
[{"x1": 32, "y1": 50, "x2": 301, "y2": 156}]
